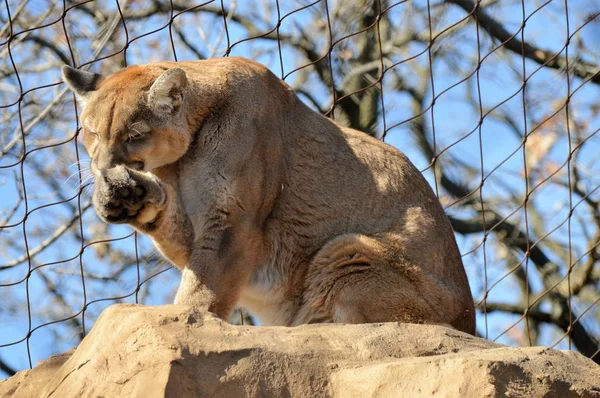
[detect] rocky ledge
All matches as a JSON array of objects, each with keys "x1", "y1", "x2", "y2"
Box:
[{"x1": 1, "y1": 304, "x2": 599, "y2": 397}]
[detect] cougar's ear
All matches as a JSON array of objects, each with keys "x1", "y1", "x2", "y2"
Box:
[
  {"x1": 147, "y1": 68, "x2": 188, "y2": 117},
  {"x1": 61, "y1": 66, "x2": 103, "y2": 104}
]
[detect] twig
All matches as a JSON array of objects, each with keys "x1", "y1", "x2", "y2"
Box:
[
  {"x1": 0, "y1": 202, "x2": 92, "y2": 271},
  {"x1": 446, "y1": 0, "x2": 600, "y2": 85},
  {"x1": 0, "y1": 356, "x2": 16, "y2": 377}
]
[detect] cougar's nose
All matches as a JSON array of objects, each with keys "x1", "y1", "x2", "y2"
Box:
[
  {"x1": 96, "y1": 151, "x2": 143, "y2": 173},
  {"x1": 96, "y1": 145, "x2": 130, "y2": 171},
  {"x1": 96, "y1": 153, "x2": 119, "y2": 172}
]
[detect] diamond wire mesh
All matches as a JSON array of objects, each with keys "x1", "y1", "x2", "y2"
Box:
[{"x1": 1, "y1": 0, "x2": 599, "y2": 376}]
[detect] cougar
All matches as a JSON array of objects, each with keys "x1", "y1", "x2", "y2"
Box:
[{"x1": 62, "y1": 57, "x2": 475, "y2": 333}]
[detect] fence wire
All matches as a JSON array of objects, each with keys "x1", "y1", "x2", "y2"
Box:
[{"x1": 1, "y1": 0, "x2": 599, "y2": 376}]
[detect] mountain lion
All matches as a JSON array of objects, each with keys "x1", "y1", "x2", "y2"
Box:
[{"x1": 62, "y1": 57, "x2": 475, "y2": 334}]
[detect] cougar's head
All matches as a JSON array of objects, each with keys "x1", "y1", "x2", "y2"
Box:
[{"x1": 62, "y1": 65, "x2": 191, "y2": 174}]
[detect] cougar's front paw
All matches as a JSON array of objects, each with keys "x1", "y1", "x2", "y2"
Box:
[{"x1": 93, "y1": 166, "x2": 166, "y2": 226}]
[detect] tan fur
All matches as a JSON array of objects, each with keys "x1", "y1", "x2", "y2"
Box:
[{"x1": 63, "y1": 57, "x2": 476, "y2": 334}]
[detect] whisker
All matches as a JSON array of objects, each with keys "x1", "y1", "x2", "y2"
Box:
[
  {"x1": 67, "y1": 159, "x2": 91, "y2": 169},
  {"x1": 65, "y1": 165, "x2": 92, "y2": 177},
  {"x1": 64, "y1": 168, "x2": 93, "y2": 187},
  {"x1": 76, "y1": 175, "x2": 95, "y2": 190},
  {"x1": 76, "y1": 179, "x2": 95, "y2": 192},
  {"x1": 83, "y1": 182, "x2": 95, "y2": 196}
]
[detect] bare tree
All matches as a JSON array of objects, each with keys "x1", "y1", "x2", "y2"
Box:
[{"x1": 1, "y1": 0, "x2": 599, "y2": 376}]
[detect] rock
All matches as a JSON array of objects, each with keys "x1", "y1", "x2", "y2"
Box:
[{"x1": 1, "y1": 304, "x2": 599, "y2": 397}]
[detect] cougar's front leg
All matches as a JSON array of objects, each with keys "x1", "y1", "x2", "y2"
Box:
[
  {"x1": 93, "y1": 166, "x2": 194, "y2": 269},
  {"x1": 140, "y1": 180, "x2": 195, "y2": 269},
  {"x1": 174, "y1": 206, "x2": 262, "y2": 319}
]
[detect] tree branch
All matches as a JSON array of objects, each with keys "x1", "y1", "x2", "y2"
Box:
[
  {"x1": 0, "y1": 357, "x2": 16, "y2": 377},
  {"x1": 449, "y1": 212, "x2": 557, "y2": 277},
  {"x1": 172, "y1": 24, "x2": 205, "y2": 59},
  {"x1": 445, "y1": 0, "x2": 600, "y2": 85},
  {"x1": 485, "y1": 301, "x2": 600, "y2": 364},
  {"x1": 35, "y1": 268, "x2": 84, "y2": 342},
  {"x1": 0, "y1": 202, "x2": 92, "y2": 271},
  {"x1": 484, "y1": 302, "x2": 553, "y2": 323},
  {"x1": 20, "y1": 36, "x2": 72, "y2": 65}
]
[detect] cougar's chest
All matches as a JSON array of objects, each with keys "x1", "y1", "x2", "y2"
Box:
[{"x1": 239, "y1": 263, "x2": 294, "y2": 326}]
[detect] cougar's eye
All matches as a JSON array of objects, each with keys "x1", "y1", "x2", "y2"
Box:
[
  {"x1": 127, "y1": 131, "x2": 145, "y2": 142},
  {"x1": 127, "y1": 122, "x2": 151, "y2": 142},
  {"x1": 87, "y1": 129, "x2": 99, "y2": 139}
]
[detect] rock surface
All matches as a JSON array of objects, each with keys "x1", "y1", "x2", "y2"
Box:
[{"x1": 1, "y1": 304, "x2": 599, "y2": 397}]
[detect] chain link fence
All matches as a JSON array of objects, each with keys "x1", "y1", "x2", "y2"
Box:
[{"x1": 1, "y1": 0, "x2": 599, "y2": 377}]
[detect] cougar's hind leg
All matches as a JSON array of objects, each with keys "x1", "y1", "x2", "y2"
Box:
[{"x1": 292, "y1": 233, "x2": 449, "y2": 326}]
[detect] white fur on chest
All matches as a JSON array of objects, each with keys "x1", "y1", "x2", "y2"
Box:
[{"x1": 239, "y1": 264, "x2": 294, "y2": 326}]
